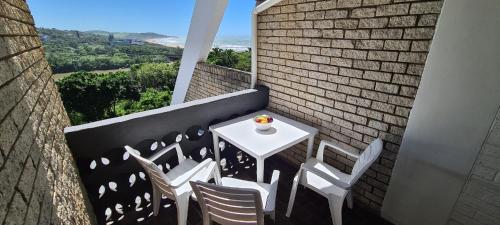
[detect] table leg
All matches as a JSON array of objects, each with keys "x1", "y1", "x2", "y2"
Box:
[
  {"x1": 213, "y1": 134, "x2": 220, "y2": 165},
  {"x1": 306, "y1": 135, "x2": 315, "y2": 160},
  {"x1": 256, "y1": 158, "x2": 264, "y2": 182}
]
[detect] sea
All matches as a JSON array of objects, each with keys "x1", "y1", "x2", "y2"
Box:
[{"x1": 146, "y1": 35, "x2": 251, "y2": 52}]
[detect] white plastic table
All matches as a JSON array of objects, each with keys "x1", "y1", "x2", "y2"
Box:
[{"x1": 209, "y1": 110, "x2": 318, "y2": 182}]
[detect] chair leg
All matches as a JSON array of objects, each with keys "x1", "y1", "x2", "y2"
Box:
[
  {"x1": 346, "y1": 191, "x2": 353, "y2": 209},
  {"x1": 176, "y1": 193, "x2": 190, "y2": 225},
  {"x1": 202, "y1": 216, "x2": 212, "y2": 225},
  {"x1": 202, "y1": 213, "x2": 212, "y2": 225},
  {"x1": 152, "y1": 185, "x2": 161, "y2": 216},
  {"x1": 327, "y1": 195, "x2": 344, "y2": 225},
  {"x1": 286, "y1": 172, "x2": 300, "y2": 217}
]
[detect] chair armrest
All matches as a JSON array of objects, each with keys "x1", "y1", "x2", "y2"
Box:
[
  {"x1": 265, "y1": 170, "x2": 280, "y2": 212},
  {"x1": 302, "y1": 164, "x2": 350, "y2": 189},
  {"x1": 200, "y1": 161, "x2": 217, "y2": 183},
  {"x1": 213, "y1": 163, "x2": 223, "y2": 185},
  {"x1": 148, "y1": 143, "x2": 184, "y2": 163},
  {"x1": 169, "y1": 158, "x2": 214, "y2": 188},
  {"x1": 317, "y1": 140, "x2": 359, "y2": 162}
]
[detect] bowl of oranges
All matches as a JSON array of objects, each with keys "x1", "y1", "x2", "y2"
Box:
[{"x1": 254, "y1": 114, "x2": 274, "y2": 131}]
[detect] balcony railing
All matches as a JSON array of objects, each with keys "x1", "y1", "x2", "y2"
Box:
[{"x1": 64, "y1": 86, "x2": 269, "y2": 224}]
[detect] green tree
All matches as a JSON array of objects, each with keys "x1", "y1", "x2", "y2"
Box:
[
  {"x1": 234, "y1": 48, "x2": 251, "y2": 72},
  {"x1": 130, "y1": 62, "x2": 178, "y2": 91},
  {"x1": 206, "y1": 48, "x2": 251, "y2": 72},
  {"x1": 116, "y1": 89, "x2": 171, "y2": 116},
  {"x1": 38, "y1": 28, "x2": 183, "y2": 73},
  {"x1": 108, "y1": 34, "x2": 114, "y2": 46},
  {"x1": 100, "y1": 71, "x2": 141, "y2": 115},
  {"x1": 207, "y1": 48, "x2": 238, "y2": 68},
  {"x1": 56, "y1": 71, "x2": 140, "y2": 124}
]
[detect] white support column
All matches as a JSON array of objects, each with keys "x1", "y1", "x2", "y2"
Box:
[
  {"x1": 251, "y1": 0, "x2": 284, "y2": 88},
  {"x1": 171, "y1": 0, "x2": 228, "y2": 104},
  {"x1": 381, "y1": 1, "x2": 500, "y2": 224}
]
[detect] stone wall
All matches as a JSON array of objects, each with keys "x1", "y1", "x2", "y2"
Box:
[
  {"x1": 448, "y1": 108, "x2": 500, "y2": 225},
  {"x1": 0, "y1": 1, "x2": 94, "y2": 224},
  {"x1": 185, "y1": 62, "x2": 251, "y2": 101},
  {"x1": 256, "y1": 0, "x2": 443, "y2": 211}
]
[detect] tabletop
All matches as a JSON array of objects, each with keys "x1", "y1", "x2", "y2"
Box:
[{"x1": 209, "y1": 110, "x2": 318, "y2": 159}]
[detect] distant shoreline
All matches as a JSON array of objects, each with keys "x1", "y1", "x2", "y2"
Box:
[{"x1": 146, "y1": 36, "x2": 252, "y2": 52}]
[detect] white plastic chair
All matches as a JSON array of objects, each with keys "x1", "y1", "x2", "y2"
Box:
[
  {"x1": 190, "y1": 169, "x2": 280, "y2": 225},
  {"x1": 286, "y1": 138, "x2": 383, "y2": 225},
  {"x1": 124, "y1": 143, "x2": 216, "y2": 225}
]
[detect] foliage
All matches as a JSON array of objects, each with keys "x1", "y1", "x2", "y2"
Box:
[
  {"x1": 207, "y1": 48, "x2": 251, "y2": 72},
  {"x1": 130, "y1": 62, "x2": 179, "y2": 91},
  {"x1": 46, "y1": 27, "x2": 253, "y2": 126},
  {"x1": 56, "y1": 62, "x2": 180, "y2": 125},
  {"x1": 234, "y1": 50, "x2": 251, "y2": 72},
  {"x1": 39, "y1": 28, "x2": 183, "y2": 73},
  {"x1": 56, "y1": 71, "x2": 140, "y2": 124},
  {"x1": 115, "y1": 89, "x2": 172, "y2": 116}
]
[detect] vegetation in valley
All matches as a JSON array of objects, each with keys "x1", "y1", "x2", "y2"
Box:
[
  {"x1": 38, "y1": 28, "x2": 183, "y2": 73},
  {"x1": 56, "y1": 62, "x2": 177, "y2": 125},
  {"x1": 207, "y1": 48, "x2": 251, "y2": 72},
  {"x1": 44, "y1": 28, "x2": 251, "y2": 125}
]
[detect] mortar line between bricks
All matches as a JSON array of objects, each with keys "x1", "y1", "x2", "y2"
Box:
[
  {"x1": 448, "y1": 105, "x2": 500, "y2": 222},
  {"x1": 0, "y1": 13, "x2": 35, "y2": 26},
  {"x1": 30, "y1": 90, "x2": 59, "y2": 172},
  {"x1": 0, "y1": 56, "x2": 46, "y2": 124},
  {"x1": 21, "y1": 123, "x2": 58, "y2": 225},
  {"x1": 0, "y1": 67, "x2": 54, "y2": 225},
  {"x1": 18, "y1": 85, "x2": 57, "y2": 222},
  {"x1": 0, "y1": 34, "x2": 38, "y2": 37},
  {"x1": 0, "y1": 64, "x2": 51, "y2": 171},
  {"x1": 46, "y1": 179, "x2": 57, "y2": 223},
  {"x1": 29, "y1": 103, "x2": 59, "y2": 225},
  {"x1": 260, "y1": 53, "x2": 424, "y2": 79},
  {"x1": 269, "y1": 86, "x2": 412, "y2": 122},
  {"x1": 265, "y1": 98, "x2": 398, "y2": 156},
  {"x1": 0, "y1": 55, "x2": 44, "y2": 90},
  {"x1": 32, "y1": 196, "x2": 43, "y2": 225},
  {"x1": 261, "y1": 74, "x2": 414, "y2": 122},
  {"x1": 258, "y1": 61, "x2": 423, "y2": 85},
  {"x1": 32, "y1": 177, "x2": 54, "y2": 225},
  {"x1": 0, "y1": 45, "x2": 41, "y2": 65},
  {"x1": 0, "y1": 45, "x2": 42, "y2": 62},
  {"x1": 1, "y1": 1, "x2": 32, "y2": 14}
]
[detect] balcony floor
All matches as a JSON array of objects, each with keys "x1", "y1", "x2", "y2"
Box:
[{"x1": 125, "y1": 155, "x2": 391, "y2": 225}]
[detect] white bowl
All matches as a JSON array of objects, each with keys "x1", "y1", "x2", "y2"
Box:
[{"x1": 255, "y1": 122, "x2": 272, "y2": 131}]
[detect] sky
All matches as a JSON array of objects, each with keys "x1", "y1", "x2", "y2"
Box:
[{"x1": 27, "y1": 0, "x2": 254, "y2": 37}]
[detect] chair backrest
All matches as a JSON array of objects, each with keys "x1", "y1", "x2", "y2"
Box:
[
  {"x1": 350, "y1": 138, "x2": 383, "y2": 185},
  {"x1": 190, "y1": 181, "x2": 265, "y2": 225},
  {"x1": 124, "y1": 145, "x2": 174, "y2": 197}
]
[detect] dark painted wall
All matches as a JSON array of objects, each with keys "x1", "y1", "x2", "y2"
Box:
[{"x1": 64, "y1": 86, "x2": 268, "y2": 224}]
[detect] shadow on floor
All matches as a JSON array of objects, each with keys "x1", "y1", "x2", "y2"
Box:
[{"x1": 131, "y1": 155, "x2": 392, "y2": 225}]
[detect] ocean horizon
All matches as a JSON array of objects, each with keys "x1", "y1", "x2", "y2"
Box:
[{"x1": 147, "y1": 35, "x2": 251, "y2": 52}]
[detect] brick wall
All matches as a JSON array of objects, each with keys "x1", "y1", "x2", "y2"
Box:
[
  {"x1": 0, "y1": 1, "x2": 93, "y2": 224},
  {"x1": 448, "y1": 108, "x2": 500, "y2": 225},
  {"x1": 185, "y1": 62, "x2": 251, "y2": 101},
  {"x1": 256, "y1": 0, "x2": 443, "y2": 211}
]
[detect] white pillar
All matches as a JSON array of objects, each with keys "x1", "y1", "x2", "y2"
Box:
[
  {"x1": 171, "y1": 0, "x2": 228, "y2": 104},
  {"x1": 381, "y1": 1, "x2": 500, "y2": 224},
  {"x1": 251, "y1": 0, "x2": 285, "y2": 89}
]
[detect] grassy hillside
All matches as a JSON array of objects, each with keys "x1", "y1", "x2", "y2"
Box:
[
  {"x1": 54, "y1": 68, "x2": 131, "y2": 80},
  {"x1": 38, "y1": 28, "x2": 183, "y2": 73}
]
